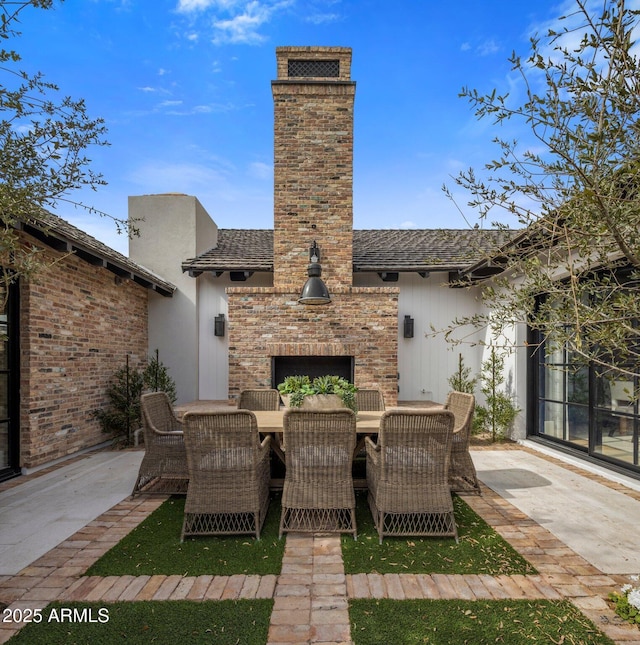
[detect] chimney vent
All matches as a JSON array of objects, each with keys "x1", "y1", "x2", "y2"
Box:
[{"x1": 288, "y1": 59, "x2": 339, "y2": 78}]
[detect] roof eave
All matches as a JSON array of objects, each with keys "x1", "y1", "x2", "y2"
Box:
[{"x1": 18, "y1": 219, "x2": 176, "y2": 297}]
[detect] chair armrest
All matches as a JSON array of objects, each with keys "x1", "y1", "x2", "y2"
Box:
[{"x1": 154, "y1": 429, "x2": 184, "y2": 437}]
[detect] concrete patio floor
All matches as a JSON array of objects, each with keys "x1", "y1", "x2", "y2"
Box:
[{"x1": 0, "y1": 442, "x2": 639, "y2": 644}]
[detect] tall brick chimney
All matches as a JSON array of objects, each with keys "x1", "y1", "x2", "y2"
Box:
[
  {"x1": 272, "y1": 47, "x2": 355, "y2": 291},
  {"x1": 226, "y1": 47, "x2": 397, "y2": 406}
]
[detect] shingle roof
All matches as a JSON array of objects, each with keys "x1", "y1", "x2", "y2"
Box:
[
  {"x1": 19, "y1": 211, "x2": 176, "y2": 297},
  {"x1": 182, "y1": 228, "x2": 519, "y2": 274},
  {"x1": 353, "y1": 229, "x2": 516, "y2": 272},
  {"x1": 184, "y1": 229, "x2": 274, "y2": 274}
]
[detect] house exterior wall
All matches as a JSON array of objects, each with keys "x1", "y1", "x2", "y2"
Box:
[
  {"x1": 197, "y1": 271, "x2": 272, "y2": 400},
  {"x1": 354, "y1": 272, "x2": 487, "y2": 404},
  {"x1": 197, "y1": 270, "x2": 493, "y2": 405},
  {"x1": 226, "y1": 286, "x2": 399, "y2": 406},
  {"x1": 19, "y1": 236, "x2": 148, "y2": 469},
  {"x1": 128, "y1": 194, "x2": 218, "y2": 404}
]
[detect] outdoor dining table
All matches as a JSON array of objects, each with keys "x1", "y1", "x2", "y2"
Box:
[
  {"x1": 252, "y1": 409, "x2": 386, "y2": 487},
  {"x1": 252, "y1": 409, "x2": 385, "y2": 434}
]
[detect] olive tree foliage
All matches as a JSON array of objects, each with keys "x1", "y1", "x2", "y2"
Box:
[
  {"x1": 0, "y1": 1, "x2": 127, "y2": 292},
  {"x1": 443, "y1": 0, "x2": 640, "y2": 378}
]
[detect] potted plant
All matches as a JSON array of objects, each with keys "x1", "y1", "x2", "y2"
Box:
[{"x1": 277, "y1": 375, "x2": 358, "y2": 412}]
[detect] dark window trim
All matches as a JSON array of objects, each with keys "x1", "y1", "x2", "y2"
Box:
[{"x1": 0, "y1": 274, "x2": 20, "y2": 482}]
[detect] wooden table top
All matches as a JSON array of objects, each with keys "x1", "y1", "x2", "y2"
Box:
[{"x1": 252, "y1": 410, "x2": 385, "y2": 434}]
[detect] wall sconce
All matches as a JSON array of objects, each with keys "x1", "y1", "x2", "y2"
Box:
[
  {"x1": 403, "y1": 315, "x2": 414, "y2": 339},
  {"x1": 299, "y1": 241, "x2": 331, "y2": 305},
  {"x1": 214, "y1": 314, "x2": 226, "y2": 337}
]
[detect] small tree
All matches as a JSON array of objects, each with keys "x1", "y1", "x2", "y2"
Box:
[
  {"x1": 447, "y1": 353, "x2": 485, "y2": 434},
  {"x1": 447, "y1": 352, "x2": 477, "y2": 394},
  {"x1": 443, "y1": 0, "x2": 640, "y2": 378},
  {"x1": 143, "y1": 349, "x2": 177, "y2": 403},
  {"x1": 475, "y1": 347, "x2": 519, "y2": 442},
  {"x1": 93, "y1": 356, "x2": 144, "y2": 447},
  {"x1": 94, "y1": 352, "x2": 177, "y2": 446}
]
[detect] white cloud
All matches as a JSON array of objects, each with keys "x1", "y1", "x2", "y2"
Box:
[
  {"x1": 248, "y1": 161, "x2": 272, "y2": 179},
  {"x1": 175, "y1": 0, "x2": 294, "y2": 46},
  {"x1": 177, "y1": 0, "x2": 239, "y2": 12},
  {"x1": 304, "y1": 12, "x2": 339, "y2": 25},
  {"x1": 212, "y1": 1, "x2": 292, "y2": 45},
  {"x1": 477, "y1": 39, "x2": 499, "y2": 56},
  {"x1": 399, "y1": 220, "x2": 417, "y2": 229},
  {"x1": 129, "y1": 161, "x2": 231, "y2": 194}
]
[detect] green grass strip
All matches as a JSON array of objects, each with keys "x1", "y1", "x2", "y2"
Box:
[
  {"x1": 8, "y1": 600, "x2": 273, "y2": 645},
  {"x1": 350, "y1": 598, "x2": 614, "y2": 645},
  {"x1": 86, "y1": 495, "x2": 285, "y2": 576},
  {"x1": 342, "y1": 493, "x2": 536, "y2": 575}
]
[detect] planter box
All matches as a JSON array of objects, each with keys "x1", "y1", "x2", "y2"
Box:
[{"x1": 280, "y1": 394, "x2": 346, "y2": 409}]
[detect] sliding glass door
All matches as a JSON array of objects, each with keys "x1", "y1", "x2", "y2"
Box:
[{"x1": 531, "y1": 302, "x2": 639, "y2": 475}]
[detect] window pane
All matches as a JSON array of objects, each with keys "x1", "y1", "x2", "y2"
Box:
[
  {"x1": 0, "y1": 373, "x2": 7, "y2": 419},
  {"x1": 567, "y1": 366, "x2": 589, "y2": 404},
  {"x1": 544, "y1": 364, "x2": 564, "y2": 401},
  {"x1": 0, "y1": 421, "x2": 7, "y2": 469},
  {"x1": 594, "y1": 409, "x2": 636, "y2": 465},
  {"x1": 567, "y1": 404, "x2": 588, "y2": 443},
  {"x1": 540, "y1": 401, "x2": 564, "y2": 438}
]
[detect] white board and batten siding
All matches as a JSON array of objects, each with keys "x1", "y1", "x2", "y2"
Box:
[{"x1": 354, "y1": 272, "x2": 486, "y2": 405}]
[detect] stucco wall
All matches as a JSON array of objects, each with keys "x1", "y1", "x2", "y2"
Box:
[
  {"x1": 19, "y1": 237, "x2": 148, "y2": 469},
  {"x1": 129, "y1": 194, "x2": 218, "y2": 403}
]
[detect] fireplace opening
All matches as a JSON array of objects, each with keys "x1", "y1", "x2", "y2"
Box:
[{"x1": 271, "y1": 355, "x2": 354, "y2": 389}]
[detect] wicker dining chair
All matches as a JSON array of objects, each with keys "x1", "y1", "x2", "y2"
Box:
[
  {"x1": 131, "y1": 392, "x2": 189, "y2": 497},
  {"x1": 279, "y1": 408, "x2": 357, "y2": 539},
  {"x1": 365, "y1": 408, "x2": 458, "y2": 543},
  {"x1": 181, "y1": 410, "x2": 272, "y2": 541},
  {"x1": 355, "y1": 389, "x2": 385, "y2": 411},
  {"x1": 237, "y1": 389, "x2": 281, "y2": 411},
  {"x1": 444, "y1": 391, "x2": 480, "y2": 494},
  {"x1": 353, "y1": 389, "x2": 385, "y2": 458}
]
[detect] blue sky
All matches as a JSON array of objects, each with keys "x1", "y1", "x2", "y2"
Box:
[{"x1": 12, "y1": 0, "x2": 602, "y2": 254}]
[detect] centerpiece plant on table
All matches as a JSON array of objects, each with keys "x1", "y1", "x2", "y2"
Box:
[{"x1": 277, "y1": 375, "x2": 358, "y2": 413}]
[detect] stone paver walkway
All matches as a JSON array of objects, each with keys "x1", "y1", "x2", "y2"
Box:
[{"x1": 1, "y1": 447, "x2": 640, "y2": 644}]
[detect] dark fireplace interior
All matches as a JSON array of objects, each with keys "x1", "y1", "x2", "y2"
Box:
[{"x1": 271, "y1": 355, "x2": 354, "y2": 389}]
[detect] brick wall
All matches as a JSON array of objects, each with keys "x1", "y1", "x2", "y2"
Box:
[
  {"x1": 19, "y1": 237, "x2": 148, "y2": 469},
  {"x1": 272, "y1": 47, "x2": 355, "y2": 290},
  {"x1": 227, "y1": 286, "x2": 399, "y2": 406}
]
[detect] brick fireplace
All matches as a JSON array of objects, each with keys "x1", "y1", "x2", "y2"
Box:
[{"x1": 227, "y1": 47, "x2": 399, "y2": 405}]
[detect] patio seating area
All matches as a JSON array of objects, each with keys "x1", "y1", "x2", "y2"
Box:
[{"x1": 1, "y1": 435, "x2": 640, "y2": 643}]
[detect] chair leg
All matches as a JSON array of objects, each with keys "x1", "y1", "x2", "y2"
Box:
[{"x1": 130, "y1": 476, "x2": 142, "y2": 499}]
